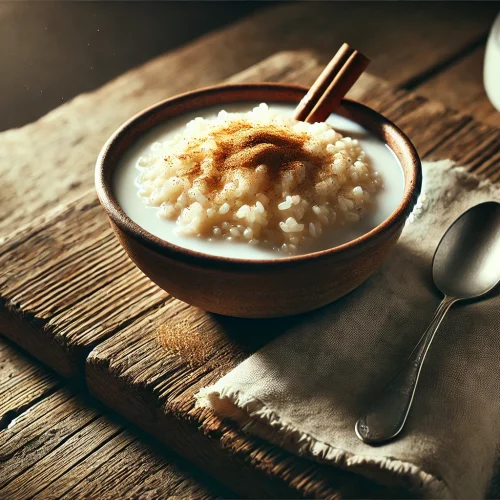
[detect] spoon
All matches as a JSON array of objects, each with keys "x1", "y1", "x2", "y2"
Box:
[{"x1": 355, "y1": 201, "x2": 500, "y2": 445}]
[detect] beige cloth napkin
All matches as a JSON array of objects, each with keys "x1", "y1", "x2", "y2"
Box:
[{"x1": 197, "y1": 161, "x2": 500, "y2": 499}]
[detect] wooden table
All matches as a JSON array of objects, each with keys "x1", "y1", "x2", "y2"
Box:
[{"x1": 1, "y1": 3, "x2": 499, "y2": 498}]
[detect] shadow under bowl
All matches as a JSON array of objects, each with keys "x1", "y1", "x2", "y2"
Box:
[{"x1": 95, "y1": 83, "x2": 422, "y2": 318}]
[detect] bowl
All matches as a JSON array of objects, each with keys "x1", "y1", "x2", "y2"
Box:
[{"x1": 95, "y1": 83, "x2": 421, "y2": 318}]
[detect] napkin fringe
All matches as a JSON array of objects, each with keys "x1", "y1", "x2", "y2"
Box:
[{"x1": 197, "y1": 386, "x2": 451, "y2": 499}]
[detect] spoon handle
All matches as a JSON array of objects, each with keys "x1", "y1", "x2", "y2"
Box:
[{"x1": 355, "y1": 295, "x2": 457, "y2": 444}]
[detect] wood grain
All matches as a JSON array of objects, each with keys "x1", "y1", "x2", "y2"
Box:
[
  {"x1": 0, "y1": 194, "x2": 167, "y2": 377},
  {"x1": 1, "y1": 2, "x2": 497, "y2": 235},
  {"x1": 0, "y1": 388, "x2": 223, "y2": 499},
  {"x1": 0, "y1": 323, "x2": 226, "y2": 498},
  {"x1": 0, "y1": 337, "x2": 60, "y2": 429},
  {"x1": 416, "y1": 45, "x2": 500, "y2": 128},
  {"x1": 1, "y1": 51, "x2": 499, "y2": 497}
]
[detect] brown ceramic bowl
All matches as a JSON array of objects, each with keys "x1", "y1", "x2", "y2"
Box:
[{"x1": 96, "y1": 83, "x2": 421, "y2": 318}]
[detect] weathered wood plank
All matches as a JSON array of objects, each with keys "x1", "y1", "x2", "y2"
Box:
[
  {"x1": 0, "y1": 388, "x2": 224, "y2": 499},
  {"x1": 428, "y1": 117, "x2": 500, "y2": 182},
  {"x1": 416, "y1": 45, "x2": 500, "y2": 128},
  {"x1": 1, "y1": 52, "x2": 499, "y2": 497},
  {"x1": 51, "y1": 437, "x2": 220, "y2": 500},
  {"x1": 0, "y1": 336, "x2": 60, "y2": 429},
  {"x1": 0, "y1": 195, "x2": 168, "y2": 377},
  {"x1": 1, "y1": 2, "x2": 497, "y2": 234}
]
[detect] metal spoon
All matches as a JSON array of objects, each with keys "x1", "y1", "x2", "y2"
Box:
[{"x1": 355, "y1": 201, "x2": 500, "y2": 445}]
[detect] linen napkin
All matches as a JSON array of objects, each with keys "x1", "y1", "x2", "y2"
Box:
[{"x1": 197, "y1": 161, "x2": 500, "y2": 499}]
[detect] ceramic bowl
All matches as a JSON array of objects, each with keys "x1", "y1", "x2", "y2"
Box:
[{"x1": 95, "y1": 83, "x2": 421, "y2": 318}]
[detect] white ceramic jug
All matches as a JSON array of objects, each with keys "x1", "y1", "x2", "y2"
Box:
[{"x1": 484, "y1": 13, "x2": 500, "y2": 111}]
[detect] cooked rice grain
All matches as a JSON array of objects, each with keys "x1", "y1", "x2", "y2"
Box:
[{"x1": 136, "y1": 103, "x2": 382, "y2": 254}]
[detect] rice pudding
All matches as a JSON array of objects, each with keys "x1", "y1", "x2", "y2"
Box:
[{"x1": 114, "y1": 103, "x2": 404, "y2": 259}]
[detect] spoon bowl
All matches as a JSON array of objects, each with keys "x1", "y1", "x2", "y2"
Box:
[{"x1": 433, "y1": 201, "x2": 500, "y2": 299}]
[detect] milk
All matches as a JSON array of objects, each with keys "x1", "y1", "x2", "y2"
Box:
[{"x1": 113, "y1": 102, "x2": 404, "y2": 260}]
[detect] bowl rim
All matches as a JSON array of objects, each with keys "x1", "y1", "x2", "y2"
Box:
[{"x1": 95, "y1": 82, "x2": 422, "y2": 269}]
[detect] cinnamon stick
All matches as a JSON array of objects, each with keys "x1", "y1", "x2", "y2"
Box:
[
  {"x1": 305, "y1": 50, "x2": 370, "y2": 123},
  {"x1": 293, "y1": 43, "x2": 354, "y2": 122}
]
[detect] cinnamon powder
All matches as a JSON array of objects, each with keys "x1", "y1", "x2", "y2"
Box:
[
  {"x1": 168, "y1": 120, "x2": 325, "y2": 199},
  {"x1": 157, "y1": 320, "x2": 212, "y2": 369}
]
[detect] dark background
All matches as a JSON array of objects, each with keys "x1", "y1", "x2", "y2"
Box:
[
  {"x1": 0, "y1": 1, "x2": 263, "y2": 131},
  {"x1": 2, "y1": 1, "x2": 498, "y2": 133}
]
